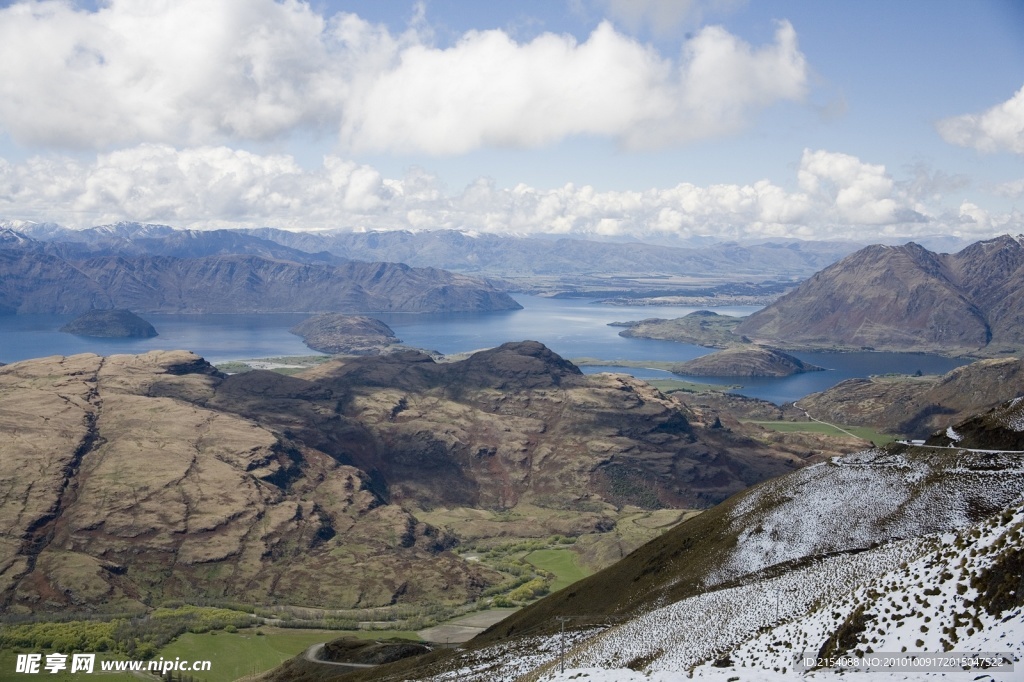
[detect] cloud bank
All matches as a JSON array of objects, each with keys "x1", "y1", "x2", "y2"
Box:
[
  {"x1": 937, "y1": 84, "x2": 1024, "y2": 155},
  {"x1": 0, "y1": 0, "x2": 806, "y2": 154},
  {"x1": 2, "y1": 145, "x2": 1011, "y2": 241}
]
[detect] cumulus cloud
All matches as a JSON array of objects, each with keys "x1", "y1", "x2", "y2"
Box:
[
  {"x1": 936, "y1": 85, "x2": 1024, "y2": 154},
  {"x1": 797, "y1": 149, "x2": 900, "y2": 224},
  {"x1": 0, "y1": 145, "x2": 993, "y2": 241},
  {"x1": 0, "y1": 0, "x2": 806, "y2": 154},
  {"x1": 0, "y1": 144, "x2": 390, "y2": 228},
  {"x1": 0, "y1": 0, "x2": 342, "y2": 148},
  {"x1": 343, "y1": 19, "x2": 807, "y2": 153}
]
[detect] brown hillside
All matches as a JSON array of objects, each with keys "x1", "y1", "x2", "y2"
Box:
[
  {"x1": 737, "y1": 235, "x2": 1024, "y2": 352},
  {"x1": 0, "y1": 343, "x2": 806, "y2": 615},
  {"x1": 736, "y1": 242, "x2": 991, "y2": 352},
  {"x1": 797, "y1": 357, "x2": 1024, "y2": 437}
]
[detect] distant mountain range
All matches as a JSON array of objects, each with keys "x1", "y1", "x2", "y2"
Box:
[
  {"x1": 736, "y1": 234, "x2": 1024, "y2": 354},
  {"x1": 0, "y1": 227, "x2": 518, "y2": 314},
  {"x1": 4, "y1": 220, "x2": 863, "y2": 279}
]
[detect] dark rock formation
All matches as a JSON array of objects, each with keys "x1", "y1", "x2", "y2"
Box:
[
  {"x1": 322, "y1": 637, "x2": 430, "y2": 665},
  {"x1": 60, "y1": 309, "x2": 158, "y2": 338}
]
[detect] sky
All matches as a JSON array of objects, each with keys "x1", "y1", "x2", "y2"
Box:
[{"x1": 0, "y1": 0, "x2": 1022, "y2": 243}]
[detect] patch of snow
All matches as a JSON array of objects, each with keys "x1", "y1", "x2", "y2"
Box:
[{"x1": 997, "y1": 396, "x2": 1024, "y2": 432}]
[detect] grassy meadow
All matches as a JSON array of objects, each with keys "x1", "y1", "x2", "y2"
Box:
[{"x1": 747, "y1": 420, "x2": 899, "y2": 445}]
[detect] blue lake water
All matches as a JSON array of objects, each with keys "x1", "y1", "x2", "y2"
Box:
[{"x1": 0, "y1": 295, "x2": 970, "y2": 404}]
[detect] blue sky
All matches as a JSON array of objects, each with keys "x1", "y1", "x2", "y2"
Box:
[{"x1": 0, "y1": 0, "x2": 1021, "y2": 242}]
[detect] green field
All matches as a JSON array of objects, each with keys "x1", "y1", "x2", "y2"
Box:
[
  {"x1": 157, "y1": 627, "x2": 420, "y2": 682},
  {"x1": 215, "y1": 355, "x2": 330, "y2": 375},
  {"x1": 747, "y1": 420, "x2": 899, "y2": 445},
  {"x1": 2, "y1": 624, "x2": 424, "y2": 682},
  {"x1": 645, "y1": 378, "x2": 737, "y2": 394},
  {"x1": 523, "y1": 548, "x2": 592, "y2": 593}
]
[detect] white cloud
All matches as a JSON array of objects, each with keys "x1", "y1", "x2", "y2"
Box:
[
  {"x1": 0, "y1": 0, "x2": 806, "y2": 154},
  {"x1": 0, "y1": 0, "x2": 341, "y2": 148},
  {"x1": 797, "y1": 149, "x2": 899, "y2": 224},
  {"x1": 936, "y1": 84, "x2": 1024, "y2": 154},
  {"x1": 1, "y1": 145, "x2": 1002, "y2": 242}
]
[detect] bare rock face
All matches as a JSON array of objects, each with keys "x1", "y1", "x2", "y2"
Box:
[
  {"x1": 289, "y1": 314, "x2": 400, "y2": 354},
  {"x1": 671, "y1": 346, "x2": 823, "y2": 377},
  {"x1": 60, "y1": 309, "x2": 158, "y2": 338},
  {"x1": 736, "y1": 236, "x2": 1024, "y2": 354}
]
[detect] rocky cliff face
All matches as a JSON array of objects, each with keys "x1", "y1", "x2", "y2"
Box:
[
  {"x1": 0, "y1": 343, "x2": 804, "y2": 614},
  {"x1": 735, "y1": 235, "x2": 1024, "y2": 354},
  {"x1": 0, "y1": 235, "x2": 521, "y2": 315}
]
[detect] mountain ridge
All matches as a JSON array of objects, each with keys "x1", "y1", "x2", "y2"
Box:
[
  {"x1": 4, "y1": 221, "x2": 863, "y2": 279},
  {"x1": 736, "y1": 235, "x2": 1024, "y2": 354},
  {"x1": 0, "y1": 235, "x2": 520, "y2": 314}
]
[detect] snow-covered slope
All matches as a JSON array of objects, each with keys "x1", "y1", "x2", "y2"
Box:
[
  {"x1": 423, "y1": 497, "x2": 1023, "y2": 682},
  {"x1": 415, "y1": 398, "x2": 1024, "y2": 682}
]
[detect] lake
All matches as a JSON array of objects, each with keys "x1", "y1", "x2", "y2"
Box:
[{"x1": 0, "y1": 295, "x2": 969, "y2": 404}]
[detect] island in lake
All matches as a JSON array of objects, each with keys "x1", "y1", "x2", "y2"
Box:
[
  {"x1": 290, "y1": 313, "x2": 401, "y2": 355},
  {"x1": 672, "y1": 346, "x2": 823, "y2": 377},
  {"x1": 60, "y1": 309, "x2": 158, "y2": 338}
]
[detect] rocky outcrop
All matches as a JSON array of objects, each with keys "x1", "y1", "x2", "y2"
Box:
[
  {"x1": 671, "y1": 346, "x2": 823, "y2": 377},
  {"x1": 736, "y1": 235, "x2": 1024, "y2": 354},
  {"x1": 290, "y1": 314, "x2": 400, "y2": 355},
  {"x1": 60, "y1": 309, "x2": 158, "y2": 338}
]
